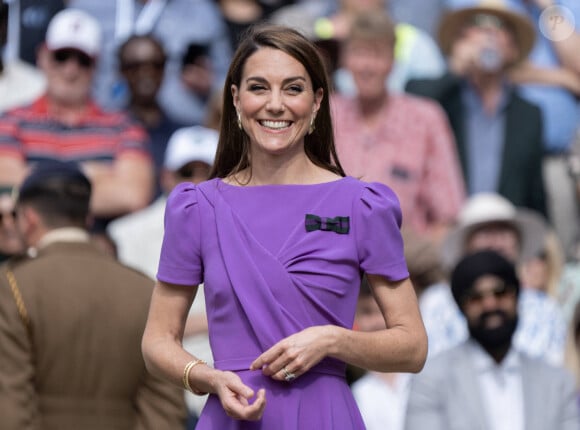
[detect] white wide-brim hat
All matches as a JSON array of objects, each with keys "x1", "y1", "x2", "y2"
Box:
[
  {"x1": 442, "y1": 192, "x2": 548, "y2": 269},
  {"x1": 438, "y1": 0, "x2": 536, "y2": 64}
]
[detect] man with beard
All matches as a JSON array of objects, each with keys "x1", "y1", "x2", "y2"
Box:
[{"x1": 405, "y1": 250, "x2": 579, "y2": 430}]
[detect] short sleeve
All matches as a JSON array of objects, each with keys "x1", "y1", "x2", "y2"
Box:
[
  {"x1": 157, "y1": 182, "x2": 203, "y2": 286},
  {"x1": 354, "y1": 182, "x2": 409, "y2": 281}
]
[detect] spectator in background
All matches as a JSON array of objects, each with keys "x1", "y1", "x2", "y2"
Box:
[
  {"x1": 519, "y1": 229, "x2": 565, "y2": 299},
  {"x1": 215, "y1": 0, "x2": 270, "y2": 50},
  {"x1": 564, "y1": 299, "x2": 580, "y2": 393},
  {"x1": 0, "y1": 161, "x2": 187, "y2": 429},
  {"x1": 0, "y1": 9, "x2": 154, "y2": 227},
  {"x1": 271, "y1": 0, "x2": 446, "y2": 93},
  {"x1": 332, "y1": 11, "x2": 465, "y2": 244},
  {"x1": 422, "y1": 192, "x2": 567, "y2": 365},
  {"x1": 0, "y1": 2, "x2": 46, "y2": 113},
  {"x1": 405, "y1": 250, "x2": 580, "y2": 430},
  {"x1": 329, "y1": 0, "x2": 447, "y2": 94},
  {"x1": 446, "y1": 0, "x2": 580, "y2": 263},
  {"x1": 0, "y1": 185, "x2": 23, "y2": 263},
  {"x1": 67, "y1": 0, "x2": 232, "y2": 126},
  {"x1": 108, "y1": 125, "x2": 218, "y2": 280},
  {"x1": 406, "y1": 1, "x2": 547, "y2": 217},
  {"x1": 17, "y1": 0, "x2": 65, "y2": 65},
  {"x1": 179, "y1": 42, "x2": 216, "y2": 129},
  {"x1": 351, "y1": 231, "x2": 445, "y2": 430},
  {"x1": 108, "y1": 125, "x2": 218, "y2": 429},
  {"x1": 118, "y1": 34, "x2": 183, "y2": 199},
  {"x1": 352, "y1": 276, "x2": 411, "y2": 430}
]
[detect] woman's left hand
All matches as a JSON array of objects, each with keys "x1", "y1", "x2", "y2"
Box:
[{"x1": 250, "y1": 325, "x2": 336, "y2": 382}]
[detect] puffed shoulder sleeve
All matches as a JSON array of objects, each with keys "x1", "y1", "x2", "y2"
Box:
[
  {"x1": 157, "y1": 183, "x2": 203, "y2": 286},
  {"x1": 354, "y1": 182, "x2": 409, "y2": 281}
]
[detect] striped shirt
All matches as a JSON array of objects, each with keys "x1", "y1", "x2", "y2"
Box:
[{"x1": 0, "y1": 95, "x2": 150, "y2": 165}]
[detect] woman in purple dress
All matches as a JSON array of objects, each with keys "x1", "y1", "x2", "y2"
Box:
[{"x1": 141, "y1": 23, "x2": 427, "y2": 429}]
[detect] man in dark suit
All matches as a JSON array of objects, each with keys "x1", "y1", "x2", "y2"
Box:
[
  {"x1": 0, "y1": 161, "x2": 187, "y2": 429},
  {"x1": 406, "y1": 2, "x2": 546, "y2": 217}
]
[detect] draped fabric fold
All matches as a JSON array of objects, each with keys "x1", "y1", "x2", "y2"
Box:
[{"x1": 198, "y1": 182, "x2": 327, "y2": 350}]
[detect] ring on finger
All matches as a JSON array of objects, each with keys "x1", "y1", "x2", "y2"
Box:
[{"x1": 282, "y1": 366, "x2": 296, "y2": 382}]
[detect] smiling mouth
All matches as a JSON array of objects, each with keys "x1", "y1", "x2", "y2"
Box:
[{"x1": 259, "y1": 120, "x2": 292, "y2": 130}]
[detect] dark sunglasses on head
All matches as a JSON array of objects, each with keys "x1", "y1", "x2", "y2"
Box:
[
  {"x1": 52, "y1": 49, "x2": 95, "y2": 68},
  {"x1": 0, "y1": 210, "x2": 16, "y2": 224},
  {"x1": 464, "y1": 282, "x2": 515, "y2": 305},
  {"x1": 121, "y1": 59, "x2": 165, "y2": 72}
]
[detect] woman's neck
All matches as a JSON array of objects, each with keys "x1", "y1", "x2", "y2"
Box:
[{"x1": 231, "y1": 151, "x2": 337, "y2": 186}]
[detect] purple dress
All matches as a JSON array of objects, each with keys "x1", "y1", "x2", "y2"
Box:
[{"x1": 157, "y1": 177, "x2": 409, "y2": 429}]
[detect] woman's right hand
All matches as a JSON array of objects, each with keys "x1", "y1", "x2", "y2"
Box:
[{"x1": 211, "y1": 370, "x2": 267, "y2": 421}]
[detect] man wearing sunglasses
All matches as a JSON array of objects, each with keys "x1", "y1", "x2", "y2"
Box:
[
  {"x1": 421, "y1": 192, "x2": 567, "y2": 367},
  {"x1": 0, "y1": 9, "x2": 154, "y2": 230},
  {"x1": 405, "y1": 249, "x2": 579, "y2": 430}
]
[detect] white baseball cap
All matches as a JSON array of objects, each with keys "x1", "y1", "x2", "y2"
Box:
[
  {"x1": 45, "y1": 9, "x2": 102, "y2": 57},
  {"x1": 164, "y1": 126, "x2": 219, "y2": 171}
]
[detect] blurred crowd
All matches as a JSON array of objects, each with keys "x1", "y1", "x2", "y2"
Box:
[{"x1": 1, "y1": 0, "x2": 580, "y2": 429}]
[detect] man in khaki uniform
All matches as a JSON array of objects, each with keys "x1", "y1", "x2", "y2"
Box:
[{"x1": 0, "y1": 161, "x2": 187, "y2": 429}]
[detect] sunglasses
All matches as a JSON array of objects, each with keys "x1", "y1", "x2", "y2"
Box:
[
  {"x1": 469, "y1": 13, "x2": 506, "y2": 30},
  {"x1": 52, "y1": 49, "x2": 95, "y2": 69},
  {"x1": 0, "y1": 210, "x2": 16, "y2": 224},
  {"x1": 176, "y1": 162, "x2": 211, "y2": 179},
  {"x1": 121, "y1": 59, "x2": 165, "y2": 72},
  {"x1": 464, "y1": 282, "x2": 515, "y2": 305}
]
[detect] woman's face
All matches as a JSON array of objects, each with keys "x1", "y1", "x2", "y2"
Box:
[{"x1": 231, "y1": 47, "x2": 323, "y2": 159}]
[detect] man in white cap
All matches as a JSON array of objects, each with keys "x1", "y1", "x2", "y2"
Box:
[
  {"x1": 420, "y1": 192, "x2": 567, "y2": 366},
  {"x1": 0, "y1": 9, "x2": 154, "y2": 228},
  {"x1": 108, "y1": 125, "x2": 218, "y2": 428},
  {"x1": 108, "y1": 124, "x2": 218, "y2": 277}
]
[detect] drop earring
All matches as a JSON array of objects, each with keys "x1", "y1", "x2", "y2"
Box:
[
  {"x1": 308, "y1": 116, "x2": 316, "y2": 135},
  {"x1": 237, "y1": 111, "x2": 242, "y2": 130}
]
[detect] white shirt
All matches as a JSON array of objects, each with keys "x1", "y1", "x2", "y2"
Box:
[
  {"x1": 470, "y1": 342, "x2": 524, "y2": 430},
  {"x1": 0, "y1": 60, "x2": 46, "y2": 113},
  {"x1": 351, "y1": 372, "x2": 411, "y2": 430}
]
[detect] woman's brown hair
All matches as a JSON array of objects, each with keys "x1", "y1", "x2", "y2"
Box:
[{"x1": 209, "y1": 24, "x2": 345, "y2": 180}]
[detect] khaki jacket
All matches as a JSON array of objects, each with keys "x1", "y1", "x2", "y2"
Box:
[{"x1": 0, "y1": 241, "x2": 187, "y2": 430}]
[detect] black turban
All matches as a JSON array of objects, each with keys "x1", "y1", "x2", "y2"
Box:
[{"x1": 450, "y1": 250, "x2": 520, "y2": 307}]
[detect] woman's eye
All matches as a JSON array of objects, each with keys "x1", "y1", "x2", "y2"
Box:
[
  {"x1": 249, "y1": 84, "x2": 267, "y2": 92},
  {"x1": 287, "y1": 85, "x2": 303, "y2": 94}
]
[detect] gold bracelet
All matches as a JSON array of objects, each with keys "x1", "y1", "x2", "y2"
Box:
[{"x1": 182, "y1": 359, "x2": 208, "y2": 395}]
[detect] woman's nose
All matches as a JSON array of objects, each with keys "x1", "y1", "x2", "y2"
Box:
[{"x1": 266, "y1": 92, "x2": 285, "y2": 113}]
